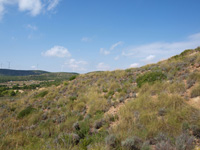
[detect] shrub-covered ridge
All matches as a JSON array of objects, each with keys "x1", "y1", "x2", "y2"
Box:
[{"x1": 0, "y1": 47, "x2": 200, "y2": 149}]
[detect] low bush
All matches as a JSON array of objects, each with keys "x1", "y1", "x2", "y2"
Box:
[
  {"x1": 17, "y1": 106, "x2": 36, "y2": 119},
  {"x1": 73, "y1": 122, "x2": 80, "y2": 131},
  {"x1": 121, "y1": 136, "x2": 143, "y2": 150},
  {"x1": 190, "y1": 125, "x2": 200, "y2": 138},
  {"x1": 136, "y1": 71, "x2": 167, "y2": 87},
  {"x1": 175, "y1": 133, "x2": 195, "y2": 150},
  {"x1": 79, "y1": 137, "x2": 93, "y2": 150},
  {"x1": 94, "y1": 120, "x2": 104, "y2": 129},
  {"x1": 191, "y1": 84, "x2": 200, "y2": 98},
  {"x1": 69, "y1": 75, "x2": 77, "y2": 81},
  {"x1": 155, "y1": 133, "x2": 169, "y2": 142},
  {"x1": 9, "y1": 90, "x2": 16, "y2": 96},
  {"x1": 141, "y1": 141, "x2": 151, "y2": 150},
  {"x1": 105, "y1": 134, "x2": 118, "y2": 148},
  {"x1": 187, "y1": 80, "x2": 195, "y2": 89},
  {"x1": 75, "y1": 121, "x2": 90, "y2": 139},
  {"x1": 34, "y1": 90, "x2": 48, "y2": 98},
  {"x1": 69, "y1": 96, "x2": 77, "y2": 101},
  {"x1": 155, "y1": 141, "x2": 173, "y2": 150}
]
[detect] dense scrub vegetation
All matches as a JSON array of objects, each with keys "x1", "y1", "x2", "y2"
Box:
[{"x1": 0, "y1": 47, "x2": 200, "y2": 149}]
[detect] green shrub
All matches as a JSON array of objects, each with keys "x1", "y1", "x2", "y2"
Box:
[
  {"x1": 9, "y1": 90, "x2": 16, "y2": 96},
  {"x1": 105, "y1": 134, "x2": 118, "y2": 148},
  {"x1": 34, "y1": 90, "x2": 48, "y2": 98},
  {"x1": 121, "y1": 136, "x2": 142, "y2": 150},
  {"x1": 79, "y1": 137, "x2": 93, "y2": 150},
  {"x1": 69, "y1": 96, "x2": 77, "y2": 101},
  {"x1": 10, "y1": 107, "x2": 16, "y2": 112},
  {"x1": 17, "y1": 106, "x2": 36, "y2": 119},
  {"x1": 63, "y1": 81, "x2": 69, "y2": 86},
  {"x1": 102, "y1": 88, "x2": 108, "y2": 93},
  {"x1": 59, "y1": 133, "x2": 80, "y2": 146},
  {"x1": 136, "y1": 71, "x2": 167, "y2": 87},
  {"x1": 69, "y1": 75, "x2": 77, "y2": 81},
  {"x1": 75, "y1": 121, "x2": 90, "y2": 139}
]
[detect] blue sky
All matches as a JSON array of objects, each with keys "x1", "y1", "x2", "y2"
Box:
[{"x1": 0, "y1": 0, "x2": 200, "y2": 73}]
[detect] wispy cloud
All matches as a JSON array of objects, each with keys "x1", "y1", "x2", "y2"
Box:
[
  {"x1": 100, "y1": 41, "x2": 123, "y2": 55},
  {"x1": 81, "y1": 37, "x2": 92, "y2": 42},
  {"x1": 42, "y1": 46, "x2": 71, "y2": 58},
  {"x1": 96, "y1": 62, "x2": 110, "y2": 71},
  {"x1": 100, "y1": 48, "x2": 110, "y2": 55},
  {"x1": 114, "y1": 56, "x2": 119, "y2": 60},
  {"x1": 122, "y1": 33, "x2": 200, "y2": 59},
  {"x1": 0, "y1": 0, "x2": 61, "y2": 19},
  {"x1": 26, "y1": 24, "x2": 37, "y2": 31},
  {"x1": 110, "y1": 41, "x2": 123, "y2": 50},
  {"x1": 47, "y1": 0, "x2": 60, "y2": 11},
  {"x1": 121, "y1": 33, "x2": 200, "y2": 66}
]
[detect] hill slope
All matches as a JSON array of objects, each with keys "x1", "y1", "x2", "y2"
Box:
[
  {"x1": 0, "y1": 69, "x2": 78, "y2": 83},
  {"x1": 0, "y1": 47, "x2": 200, "y2": 150},
  {"x1": 0, "y1": 69, "x2": 48, "y2": 76}
]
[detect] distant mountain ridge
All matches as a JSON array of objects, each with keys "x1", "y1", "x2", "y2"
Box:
[
  {"x1": 0, "y1": 69, "x2": 79, "y2": 83},
  {"x1": 0, "y1": 69, "x2": 49, "y2": 76}
]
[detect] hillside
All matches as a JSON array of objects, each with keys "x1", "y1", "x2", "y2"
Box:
[
  {"x1": 0, "y1": 69, "x2": 48, "y2": 76},
  {"x1": 1, "y1": 47, "x2": 200, "y2": 150}
]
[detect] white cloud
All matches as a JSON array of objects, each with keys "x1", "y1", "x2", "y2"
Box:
[
  {"x1": 26, "y1": 24, "x2": 37, "y2": 31},
  {"x1": 96, "y1": 62, "x2": 110, "y2": 71},
  {"x1": 18, "y1": 0, "x2": 42, "y2": 16},
  {"x1": 122, "y1": 33, "x2": 200, "y2": 59},
  {"x1": 42, "y1": 46, "x2": 71, "y2": 58},
  {"x1": 81, "y1": 37, "x2": 92, "y2": 42},
  {"x1": 100, "y1": 48, "x2": 110, "y2": 55},
  {"x1": 65, "y1": 58, "x2": 88, "y2": 72},
  {"x1": 130, "y1": 63, "x2": 139, "y2": 68},
  {"x1": 0, "y1": 0, "x2": 61, "y2": 19},
  {"x1": 110, "y1": 41, "x2": 123, "y2": 50},
  {"x1": 47, "y1": 0, "x2": 60, "y2": 11},
  {"x1": 143, "y1": 55, "x2": 155, "y2": 62}
]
